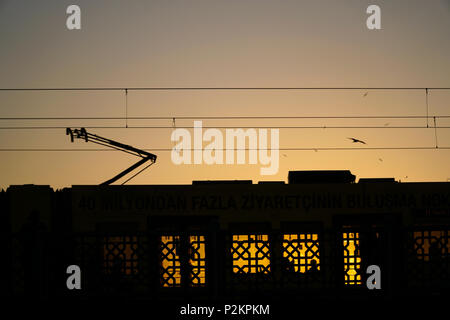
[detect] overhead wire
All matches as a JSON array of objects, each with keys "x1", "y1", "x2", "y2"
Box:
[
  {"x1": 1, "y1": 126, "x2": 450, "y2": 130},
  {"x1": 1, "y1": 87, "x2": 449, "y2": 152},
  {"x1": 1, "y1": 115, "x2": 450, "y2": 120},
  {"x1": 1, "y1": 147, "x2": 449, "y2": 152},
  {"x1": 1, "y1": 87, "x2": 450, "y2": 91}
]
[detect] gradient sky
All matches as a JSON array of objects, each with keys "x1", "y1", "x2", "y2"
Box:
[{"x1": 1, "y1": 0, "x2": 449, "y2": 189}]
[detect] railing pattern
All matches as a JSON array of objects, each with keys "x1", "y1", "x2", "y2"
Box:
[{"x1": 5, "y1": 226, "x2": 450, "y2": 298}]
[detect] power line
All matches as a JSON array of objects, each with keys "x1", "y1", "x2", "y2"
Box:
[
  {"x1": 1, "y1": 115, "x2": 450, "y2": 120},
  {"x1": 2, "y1": 115, "x2": 449, "y2": 130},
  {"x1": 1, "y1": 126, "x2": 450, "y2": 130},
  {"x1": 1, "y1": 147, "x2": 449, "y2": 152},
  {"x1": 1, "y1": 87, "x2": 450, "y2": 91}
]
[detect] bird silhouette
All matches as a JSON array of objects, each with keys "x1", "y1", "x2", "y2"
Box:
[{"x1": 348, "y1": 137, "x2": 366, "y2": 144}]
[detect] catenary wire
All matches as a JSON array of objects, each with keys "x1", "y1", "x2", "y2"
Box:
[
  {"x1": 1, "y1": 126, "x2": 450, "y2": 130},
  {"x1": 2, "y1": 87, "x2": 450, "y2": 91},
  {"x1": 0, "y1": 147, "x2": 448, "y2": 152},
  {"x1": 1, "y1": 115, "x2": 450, "y2": 120}
]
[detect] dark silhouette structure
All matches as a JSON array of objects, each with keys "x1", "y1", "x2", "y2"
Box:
[
  {"x1": 66, "y1": 127, "x2": 157, "y2": 185},
  {"x1": 1, "y1": 170, "x2": 449, "y2": 305}
]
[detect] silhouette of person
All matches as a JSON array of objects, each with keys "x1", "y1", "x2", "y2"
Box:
[
  {"x1": 111, "y1": 255, "x2": 125, "y2": 276},
  {"x1": 186, "y1": 246, "x2": 196, "y2": 285},
  {"x1": 305, "y1": 259, "x2": 320, "y2": 284},
  {"x1": 281, "y1": 256, "x2": 295, "y2": 273},
  {"x1": 308, "y1": 259, "x2": 319, "y2": 273}
]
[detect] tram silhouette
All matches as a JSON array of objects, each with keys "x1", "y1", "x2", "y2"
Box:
[{"x1": 2, "y1": 170, "x2": 449, "y2": 302}]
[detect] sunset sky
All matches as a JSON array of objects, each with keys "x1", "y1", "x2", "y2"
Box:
[{"x1": 1, "y1": 0, "x2": 450, "y2": 189}]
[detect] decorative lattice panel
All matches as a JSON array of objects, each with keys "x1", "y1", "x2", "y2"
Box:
[
  {"x1": 407, "y1": 229, "x2": 450, "y2": 288},
  {"x1": 343, "y1": 232, "x2": 362, "y2": 286},
  {"x1": 189, "y1": 235, "x2": 206, "y2": 286},
  {"x1": 279, "y1": 233, "x2": 322, "y2": 289},
  {"x1": 282, "y1": 233, "x2": 320, "y2": 273},
  {"x1": 103, "y1": 236, "x2": 139, "y2": 275},
  {"x1": 71, "y1": 234, "x2": 149, "y2": 295},
  {"x1": 160, "y1": 236, "x2": 182, "y2": 287},
  {"x1": 413, "y1": 230, "x2": 449, "y2": 261},
  {"x1": 232, "y1": 234, "x2": 271, "y2": 274},
  {"x1": 159, "y1": 235, "x2": 206, "y2": 287}
]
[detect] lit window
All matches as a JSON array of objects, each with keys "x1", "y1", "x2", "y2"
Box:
[
  {"x1": 160, "y1": 236, "x2": 181, "y2": 287},
  {"x1": 282, "y1": 233, "x2": 320, "y2": 273},
  {"x1": 343, "y1": 232, "x2": 362, "y2": 285},
  {"x1": 413, "y1": 230, "x2": 449, "y2": 262},
  {"x1": 232, "y1": 234, "x2": 270, "y2": 274},
  {"x1": 189, "y1": 236, "x2": 206, "y2": 286},
  {"x1": 160, "y1": 235, "x2": 206, "y2": 287},
  {"x1": 103, "y1": 236, "x2": 138, "y2": 275}
]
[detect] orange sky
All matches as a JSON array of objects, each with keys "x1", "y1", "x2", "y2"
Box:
[{"x1": 1, "y1": 0, "x2": 450, "y2": 189}]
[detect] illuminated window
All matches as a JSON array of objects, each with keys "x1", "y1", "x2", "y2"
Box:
[
  {"x1": 160, "y1": 235, "x2": 206, "y2": 287},
  {"x1": 189, "y1": 235, "x2": 206, "y2": 286},
  {"x1": 282, "y1": 233, "x2": 320, "y2": 273},
  {"x1": 232, "y1": 234, "x2": 271, "y2": 274},
  {"x1": 343, "y1": 232, "x2": 362, "y2": 285},
  {"x1": 160, "y1": 236, "x2": 182, "y2": 287},
  {"x1": 413, "y1": 230, "x2": 450, "y2": 262},
  {"x1": 103, "y1": 236, "x2": 138, "y2": 275}
]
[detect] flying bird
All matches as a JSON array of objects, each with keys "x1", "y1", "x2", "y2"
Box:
[
  {"x1": 363, "y1": 92, "x2": 369, "y2": 97},
  {"x1": 348, "y1": 137, "x2": 367, "y2": 144}
]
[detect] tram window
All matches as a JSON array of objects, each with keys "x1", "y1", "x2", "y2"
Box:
[
  {"x1": 413, "y1": 230, "x2": 450, "y2": 262},
  {"x1": 189, "y1": 235, "x2": 206, "y2": 286},
  {"x1": 343, "y1": 232, "x2": 362, "y2": 285},
  {"x1": 103, "y1": 236, "x2": 139, "y2": 275},
  {"x1": 160, "y1": 236, "x2": 182, "y2": 287},
  {"x1": 282, "y1": 233, "x2": 320, "y2": 273},
  {"x1": 232, "y1": 234, "x2": 271, "y2": 274},
  {"x1": 160, "y1": 235, "x2": 206, "y2": 287}
]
